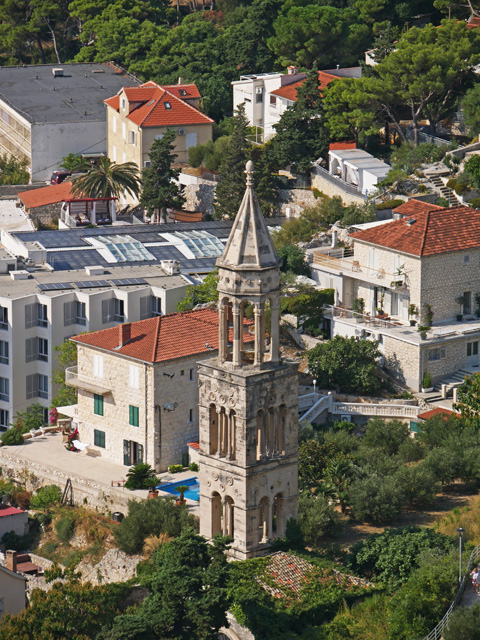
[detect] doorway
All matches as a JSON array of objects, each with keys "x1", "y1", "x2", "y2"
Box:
[
  {"x1": 467, "y1": 341, "x2": 479, "y2": 367},
  {"x1": 123, "y1": 440, "x2": 144, "y2": 466}
]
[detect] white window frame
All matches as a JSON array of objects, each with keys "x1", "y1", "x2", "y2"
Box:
[
  {"x1": 428, "y1": 347, "x2": 447, "y2": 362},
  {"x1": 0, "y1": 377, "x2": 8, "y2": 401},
  {"x1": 112, "y1": 115, "x2": 117, "y2": 133},
  {"x1": 129, "y1": 365, "x2": 139, "y2": 389},
  {"x1": 0, "y1": 340, "x2": 8, "y2": 365}
]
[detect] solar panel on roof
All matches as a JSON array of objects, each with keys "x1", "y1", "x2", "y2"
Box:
[
  {"x1": 37, "y1": 282, "x2": 74, "y2": 291},
  {"x1": 109, "y1": 278, "x2": 148, "y2": 286},
  {"x1": 73, "y1": 280, "x2": 111, "y2": 289}
]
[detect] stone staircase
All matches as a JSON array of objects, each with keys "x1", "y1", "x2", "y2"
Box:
[
  {"x1": 429, "y1": 174, "x2": 461, "y2": 206},
  {"x1": 431, "y1": 368, "x2": 473, "y2": 401}
]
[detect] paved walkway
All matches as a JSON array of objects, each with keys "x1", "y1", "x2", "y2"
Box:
[{"x1": 460, "y1": 580, "x2": 480, "y2": 607}]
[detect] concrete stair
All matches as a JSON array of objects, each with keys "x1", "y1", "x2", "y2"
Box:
[
  {"x1": 429, "y1": 175, "x2": 461, "y2": 207},
  {"x1": 432, "y1": 368, "x2": 473, "y2": 401}
]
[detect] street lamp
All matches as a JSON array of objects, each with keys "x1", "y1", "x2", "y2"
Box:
[
  {"x1": 457, "y1": 527, "x2": 465, "y2": 584},
  {"x1": 313, "y1": 379, "x2": 317, "y2": 398}
]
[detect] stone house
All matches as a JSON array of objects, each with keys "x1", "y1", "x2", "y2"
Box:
[
  {"x1": 0, "y1": 553, "x2": 27, "y2": 619},
  {"x1": 68, "y1": 309, "x2": 253, "y2": 471},
  {"x1": 0, "y1": 505, "x2": 28, "y2": 539},
  {"x1": 104, "y1": 81, "x2": 214, "y2": 205},
  {"x1": 310, "y1": 202, "x2": 480, "y2": 391}
]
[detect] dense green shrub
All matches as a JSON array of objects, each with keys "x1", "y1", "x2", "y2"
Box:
[
  {"x1": 362, "y1": 418, "x2": 409, "y2": 456},
  {"x1": 277, "y1": 244, "x2": 309, "y2": 275},
  {"x1": 443, "y1": 602, "x2": 480, "y2": 640},
  {"x1": 30, "y1": 485, "x2": 62, "y2": 510},
  {"x1": 55, "y1": 515, "x2": 76, "y2": 543},
  {"x1": 349, "y1": 474, "x2": 403, "y2": 524},
  {"x1": 468, "y1": 197, "x2": 480, "y2": 208},
  {"x1": 347, "y1": 527, "x2": 453, "y2": 591},
  {"x1": 394, "y1": 464, "x2": 438, "y2": 506},
  {"x1": 188, "y1": 462, "x2": 199, "y2": 472},
  {"x1": 375, "y1": 199, "x2": 404, "y2": 210},
  {"x1": 446, "y1": 178, "x2": 457, "y2": 189},
  {"x1": 124, "y1": 463, "x2": 156, "y2": 490},
  {"x1": 168, "y1": 464, "x2": 184, "y2": 474},
  {"x1": 1, "y1": 428, "x2": 23, "y2": 446},
  {"x1": 454, "y1": 182, "x2": 469, "y2": 195},
  {"x1": 298, "y1": 493, "x2": 341, "y2": 545},
  {"x1": 114, "y1": 497, "x2": 194, "y2": 554}
]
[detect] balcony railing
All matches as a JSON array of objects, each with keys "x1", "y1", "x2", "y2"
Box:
[
  {"x1": 325, "y1": 305, "x2": 405, "y2": 330},
  {"x1": 65, "y1": 366, "x2": 111, "y2": 395},
  {"x1": 312, "y1": 253, "x2": 406, "y2": 289}
]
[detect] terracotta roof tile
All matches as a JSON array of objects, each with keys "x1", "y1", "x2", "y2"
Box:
[
  {"x1": 187, "y1": 441, "x2": 200, "y2": 450},
  {"x1": 18, "y1": 182, "x2": 74, "y2": 208},
  {"x1": 105, "y1": 81, "x2": 213, "y2": 127},
  {"x1": 392, "y1": 198, "x2": 444, "y2": 216},
  {"x1": 270, "y1": 70, "x2": 338, "y2": 101},
  {"x1": 0, "y1": 505, "x2": 25, "y2": 517},
  {"x1": 160, "y1": 84, "x2": 201, "y2": 100},
  {"x1": 71, "y1": 308, "x2": 253, "y2": 364},
  {"x1": 329, "y1": 141, "x2": 356, "y2": 150},
  {"x1": 467, "y1": 16, "x2": 480, "y2": 28},
  {"x1": 351, "y1": 206, "x2": 480, "y2": 256},
  {"x1": 417, "y1": 407, "x2": 460, "y2": 421}
]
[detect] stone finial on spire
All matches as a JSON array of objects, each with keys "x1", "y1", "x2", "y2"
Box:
[{"x1": 245, "y1": 160, "x2": 254, "y2": 187}]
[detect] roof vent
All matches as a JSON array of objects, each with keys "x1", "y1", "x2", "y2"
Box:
[
  {"x1": 161, "y1": 260, "x2": 180, "y2": 275},
  {"x1": 85, "y1": 265, "x2": 107, "y2": 276},
  {"x1": 92, "y1": 69, "x2": 105, "y2": 73},
  {"x1": 10, "y1": 270, "x2": 30, "y2": 280},
  {"x1": 406, "y1": 218, "x2": 416, "y2": 226},
  {"x1": 52, "y1": 68, "x2": 64, "y2": 77}
]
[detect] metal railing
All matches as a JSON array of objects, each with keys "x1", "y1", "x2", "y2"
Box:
[
  {"x1": 405, "y1": 130, "x2": 451, "y2": 148},
  {"x1": 325, "y1": 305, "x2": 405, "y2": 330},
  {"x1": 421, "y1": 542, "x2": 480, "y2": 640},
  {"x1": 313, "y1": 254, "x2": 406, "y2": 286}
]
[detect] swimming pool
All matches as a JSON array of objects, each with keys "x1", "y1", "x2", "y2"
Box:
[{"x1": 157, "y1": 477, "x2": 200, "y2": 502}]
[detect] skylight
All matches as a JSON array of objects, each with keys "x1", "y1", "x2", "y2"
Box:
[
  {"x1": 171, "y1": 230, "x2": 224, "y2": 258},
  {"x1": 164, "y1": 102, "x2": 171, "y2": 109},
  {"x1": 87, "y1": 235, "x2": 155, "y2": 264}
]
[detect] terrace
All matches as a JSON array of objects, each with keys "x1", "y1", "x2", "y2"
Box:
[{"x1": 312, "y1": 250, "x2": 406, "y2": 290}]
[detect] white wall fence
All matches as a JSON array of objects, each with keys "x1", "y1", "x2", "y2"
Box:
[{"x1": 299, "y1": 393, "x2": 420, "y2": 424}]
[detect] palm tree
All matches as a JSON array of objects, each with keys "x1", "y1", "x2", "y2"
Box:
[{"x1": 70, "y1": 157, "x2": 141, "y2": 200}]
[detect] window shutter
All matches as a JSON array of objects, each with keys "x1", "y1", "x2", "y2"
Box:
[
  {"x1": 123, "y1": 440, "x2": 130, "y2": 466},
  {"x1": 140, "y1": 295, "x2": 152, "y2": 320},
  {"x1": 25, "y1": 303, "x2": 37, "y2": 329},
  {"x1": 137, "y1": 443, "x2": 144, "y2": 463},
  {"x1": 26, "y1": 337, "x2": 37, "y2": 362},
  {"x1": 102, "y1": 300, "x2": 108, "y2": 324},
  {"x1": 26, "y1": 374, "x2": 37, "y2": 399},
  {"x1": 64, "y1": 301, "x2": 74, "y2": 326}
]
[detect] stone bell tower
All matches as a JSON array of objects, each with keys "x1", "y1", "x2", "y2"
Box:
[{"x1": 198, "y1": 161, "x2": 298, "y2": 560}]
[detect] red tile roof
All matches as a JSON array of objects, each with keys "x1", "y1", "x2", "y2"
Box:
[
  {"x1": 18, "y1": 182, "x2": 74, "y2": 209},
  {"x1": 329, "y1": 141, "x2": 356, "y2": 151},
  {"x1": 270, "y1": 70, "x2": 339, "y2": 101},
  {"x1": 0, "y1": 505, "x2": 25, "y2": 517},
  {"x1": 417, "y1": 407, "x2": 460, "y2": 421},
  {"x1": 351, "y1": 206, "x2": 480, "y2": 256},
  {"x1": 467, "y1": 16, "x2": 480, "y2": 28},
  {"x1": 187, "y1": 441, "x2": 200, "y2": 450},
  {"x1": 71, "y1": 309, "x2": 254, "y2": 364},
  {"x1": 160, "y1": 84, "x2": 201, "y2": 100},
  {"x1": 392, "y1": 198, "x2": 444, "y2": 216},
  {"x1": 104, "y1": 82, "x2": 213, "y2": 127}
]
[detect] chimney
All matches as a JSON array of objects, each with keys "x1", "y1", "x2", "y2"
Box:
[
  {"x1": 336, "y1": 64, "x2": 340, "y2": 69},
  {"x1": 119, "y1": 323, "x2": 131, "y2": 347},
  {"x1": 287, "y1": 66, "x2": 298, "y2": 76},
  {"x1": 331, "y1": 230, "x2": 338, "y2": 248},
  {"x1": 6, "y1": 550, "x2": 17, "y2": 573},
  {"x1": 178, "y1": 76, "x2": 184, "y2": 85}
]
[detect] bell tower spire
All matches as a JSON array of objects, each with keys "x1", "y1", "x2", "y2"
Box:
[
  {"x1": 198, "y1": 162, "x2": 298, "y2": 560},
  {"x1": 217, "y1": 161, "x2": 281, "y2": 368}
]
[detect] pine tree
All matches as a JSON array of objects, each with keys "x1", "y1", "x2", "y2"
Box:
[
  {"x1": 272, "y1": 65, "x2": 329, "y2": 174},
  {"x1": 140, "y1": 130, "x2": 185, "y2": 222},
  {"x1": 251, "y1": 141, "x2": 278, "y2": 217},
  {"x1": 213, "y1": 104, "x2": 250, "y2": 220}
]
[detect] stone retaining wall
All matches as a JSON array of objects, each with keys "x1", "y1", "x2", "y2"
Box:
[
  {"x1": 183, "y1": 181, "x2": 216, "y2": 215},
  {"x1": 278, "y1": 188, "x2": 317, "y2": 216},
  {"x1": 310, "y1": 172, "x2": 366, "y2": 205},
  {"x1": 28, "y1": 203, "x2": 62, "y2": 228},
  {"x1": 0, "y1": 448, "x2": 142, "y2": 514}
]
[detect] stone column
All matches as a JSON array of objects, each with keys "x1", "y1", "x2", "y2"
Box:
[
  {"x1": 228, "y1": 412, "x2": 236, "y2": 460},
  {"x1": 91, "y1": 201, "x2": 96, "y2": 225},
  {"x1": 232, "y1": 302, "x2": 242, "y2": 366},
  {"x1": 219, "y1": 302, "x2": 228, "y2": 362},
  {"x1": 270, "y1": 302, "x2": 280, "y2": 363},
  {"x1": 254, "y1": 304, "x2": 263, "y2": 366},
  {"x1": 111, "y1": 199, "x2": 117, "y2": 223},
  {"x1": 217, "y1": 407, "x2": 222, "y2": 457},
  {"x1": 222, "y1": 496, "x2": 228, "y2": 536}
]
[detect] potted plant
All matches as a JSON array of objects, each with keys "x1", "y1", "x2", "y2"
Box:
[
  {"x1": 408, "y1": 304, "x2": 418, "y2": 326},
  {"x1": 417, "y1": 325, "x2": 429, "y2": 340},
  {"x1": 423, "y1": 303, "x2": 433, "y2": 328},
  {"x1": 145, "y1": 477, "x2": 159, "y2": 499},
  {"x1": 455, "y1": 295, "x2": 465, "y2": 322},
  {"x1": 351, "y1": 297, "x2": 365, "y2": 321},
  {"x1": 422, "y1": 370, "x2": 433, "y2": 393},
  {"x1": 124, "y1": 463, "x2": 156, "y2": 490},
  {"x1": 174, "y1": 485, "x2": 188, "y2": 505}
]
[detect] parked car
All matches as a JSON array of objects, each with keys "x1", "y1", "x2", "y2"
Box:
[{"x1": 50, "y1": 170, "x2": 71, "y2": 185}]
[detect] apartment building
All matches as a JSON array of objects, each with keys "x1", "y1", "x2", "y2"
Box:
[
  {"x1": 67, "y1": 310, "x2": 253, "y2": 471},
  {"x1": 105, "y1": 80, "x2": 213, "y2": 204},
  {"x1": 310, "y1": 202, "x2": 480, "y2": 391},
  {"x1": 232, "y1": 66, "x2": 361, "y2": 140},
  {"x1": 0, "y1": 63, "x2": 140, "y2": 182},
  {"x1": 0, "y1": 220, "x2": 233, "y2": 430}
]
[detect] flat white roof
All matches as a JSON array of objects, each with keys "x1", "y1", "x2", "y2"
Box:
[{"x1": 328, "y1": 149, "x2": 373, "y2": 161}]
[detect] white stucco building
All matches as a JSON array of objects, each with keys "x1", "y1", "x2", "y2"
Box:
[{"x1": 328, "y1": 148, "x2": 390, "y2": 196}]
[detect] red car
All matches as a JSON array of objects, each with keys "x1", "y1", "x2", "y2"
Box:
[{"x1": 50, "y1": 170, "x2": 71, "y2": 185}]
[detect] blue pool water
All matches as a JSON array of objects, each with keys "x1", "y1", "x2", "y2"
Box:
[{"x1": 157, "y1": 477, "x2": 200, "y2": 501}]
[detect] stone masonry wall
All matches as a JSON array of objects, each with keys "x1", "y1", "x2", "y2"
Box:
[
  {"x1": 420, "y1": 336, "x2": 472, "y2": 385},
  {"x1": 183, "y1": 182, "x2": 216, "y2": 215},
  {"x1": 28, "y1": 203, "x2": 62, "y2": 228},
  {"x1": 383, "y1": 335, "x2": 421, "y2": 390},
  {"x1": 310, "y1": 172, "x2": 366, "y2": 205},
  {"x1": 278, "y1": 189, "x2": 317, "y2": 216}
]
